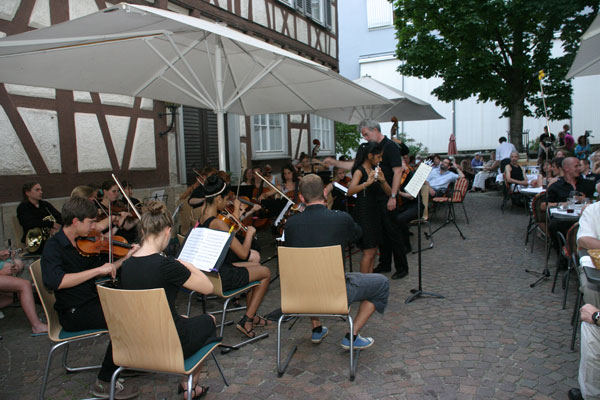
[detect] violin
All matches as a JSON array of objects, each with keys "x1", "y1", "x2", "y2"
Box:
[
  {"x1": 217, "y1": 209, "x2": 252, "y2": 238},
  {"x1": 76, "y1": 230, "x2": 132, "y2": 258}
]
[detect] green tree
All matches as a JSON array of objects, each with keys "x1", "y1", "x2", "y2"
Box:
[
  {"x1": 393, "y1": 0, "x2": 598, "y2": 150},
  {"x1": 334, "y1": 122, "x2": 361, "y2": 158}
]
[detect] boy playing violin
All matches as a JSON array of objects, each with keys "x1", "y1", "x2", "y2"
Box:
[{"x1": 41, "y1": 197, "x2": 140, "y2": 399}]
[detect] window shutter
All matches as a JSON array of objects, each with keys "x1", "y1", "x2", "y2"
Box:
[
  {"x1": 304, "y1": 0, "x2": 312, "y2": 17},
  {"x1": 325, "y1": 0, "x2": 332, "y2": 29},
  {"x1": 295, "y1": 0, "x2": 304, "y2": 12}
]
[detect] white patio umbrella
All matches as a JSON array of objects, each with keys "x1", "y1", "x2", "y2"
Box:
[
  {"x1": 313, "y1": 76, "x2": 444, "y2": 124},
  {"x1": 0, "y1": 3, "x2": 390, "y2": 170},
  {"x1": 566, "y1": 13, "x2": 600, "y2": 79}
]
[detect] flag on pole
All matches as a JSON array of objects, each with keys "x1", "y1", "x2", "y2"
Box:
[{"x1": 538, "y1": 70, "x2": 546, "y2": 81}]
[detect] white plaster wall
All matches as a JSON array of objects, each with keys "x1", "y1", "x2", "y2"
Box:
[
  {"x1": 0, "y1": 0, "x2": 19, "y2": 21},
  {"x1": 253, "y1": 0, "x2": 268, "y2": 27},
  {"x1": 29, "y1": 0, "x2": 50, "y2": 28},
  {"x1": 274, "y1": 6, "x2": 284, "y2": 32},
  {"x1": 99, "y1": 94, "x2": 135, "y2": 108},
  {"x1": 239, "y1": 115, "x2": 246, "y2": 137},
  {"x1": 572, "y1": 75, "x2": 600, "y2": 145},
  {"x1": 330, "y1": 37, "x2": 337, "y2": 58},
  {"x1": 140, "y1": 98, "x2": 154, "y2": 111},
  {"x1": 0, "y1": 106, "x2": 35, "y2": 175},
  {"x1": 18, "y1": 107, "x2": 61, "y2": 173},
  {"x1": 68, "y1": 0, "x2": 98, "y2": 20},
  {"x1": 129, "y1": 118, "x2": 156, "y2": 170},
  {"x1": 168, "y1": 132, "x2": 178, "y2": 185},
  {"x1": 5, "y1": 84, "x2": 55, "y2": 99},
  {"x1": 73, "y1": 91, "x2": 92, "y2": 103},
  {"x1": 290, "y1": 114, "x2": 303, "y2": 123},
  {"x1": 291, "y1": 128, "x2": 301, "y2": 157},
  {"x1": 106, "y1": 115, "x2": 130, "y2": 168},
  {"x1": 75, "y1": 113, "x2": 112, "y2": 172},
  {"x1": 240, "y1": 2, "x2": 249, "y2": 19}
]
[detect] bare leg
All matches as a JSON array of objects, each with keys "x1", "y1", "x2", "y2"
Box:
[
  {"x1": 0, "y1": 276, "x2": 47, "y2": 333},
  {"x1": 360, "y1": 248, "x2": 377, "y2": 274},
  {"x1": 248, "y1": 249, "x2": 261, "y2": 264},
  {"x1": 352, "y1": 300, "x2": 375, "y2": 335},
  {"x1": 233, "y1": 262, "x2": 270, "y2": 331}
]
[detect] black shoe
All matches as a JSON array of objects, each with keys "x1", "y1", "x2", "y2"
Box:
[
  {"x1": 373, "y1": 265, "x2": 391, "y2": 273},
  {"x1": 568, "y1": 388, "x2": 583, "y2": 400},
  {"x1": 391, "y1": 270, "x2": 408, "y2": 280}
]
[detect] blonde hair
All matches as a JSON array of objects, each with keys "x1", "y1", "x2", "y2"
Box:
[
  {"x1": 139, "y1": 201, "x2": 172, "y2": 242},
  {"x1": 70, "y1": 185, "x2": 95, "y2": 199}
]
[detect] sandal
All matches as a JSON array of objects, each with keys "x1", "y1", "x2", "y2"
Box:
[
  {"x1": 236, "y1": 314, "x2": 256, "y2": 338},
  {"x1": 253, "y1": 314, "x2": 272, "y2": 328},
  {"x1": 178, "y1": 383, "x2": 209, "y2": 400}
]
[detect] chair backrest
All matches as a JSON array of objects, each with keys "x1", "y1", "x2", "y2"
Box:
[
  {"x1": 451, "y1": 177, "x2": 468, "y2": 202},
  {"x1": 531, "y1": 192, "x2": 546, "y2": 223},
  {"x1": 566, "y1": 222, "x2": 579, "y2": 258},
  {"x1": 278, "y1": 245, "x2": 348, "y2": 315},
  {"x1": 29, "y1": 260, "x2": 63, "y2": 342},
  {"x1": 205, "y1": 272, "x2": 225, "y2": 297},
  {"x1": 97, "y1": 286, "x2": 186, "y2": 373}
]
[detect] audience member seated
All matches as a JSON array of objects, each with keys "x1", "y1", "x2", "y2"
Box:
[
  {"x1": 581, "y1": 159, "x2": 600, "y2": 182},
  {"x1": 471, "y1": 152, "x2": 498, "y2": 192},
  {"x1": 471, "y1": 153, "x2": 483, "y2": 169},
  {"x1": 575, "y1": 135, "x2": 591, "y2": 160},
  {"x1": 538, "y1": 126, "x2": 556, "y2": 165},
  {"x1": 504, "y1": 151, "x2": 528, "y2": 206},
  {"x1": 426, "y1": 158, "x2": 464, "y2": 197},
  {"x1": 284, "y1": 174, "x2": 390, "y2": 350},
  {"x1": 576, "y1": 201, "x2": 600, "y2": 308},
  {"x1": 459, "y1": 159, "x2": 475, "y2": 189},
  {"x1": 17, "y1": 182, "x2": 63, "y2": 253},
  {"x1": 120, "y1": 201, "x2": 216, "y2": 400},
  {"x1": 0, "y1": 249, "x2": 48, "y2": 334},
  {"x1": 531, "y1": 161, "x2": 557, "y2": 188},
  {"x1": 495, "y1": 137, "x2": 517, "y2": 173},
  {"x1": 41, "y1": 196, "x2": 140, "y2": 399},
  {"x1": 429, "y1": 154, "x2": 441, "y2": 170},
  {"x1": 568, "y1": 304, "x2": 600, "y2": 400}
]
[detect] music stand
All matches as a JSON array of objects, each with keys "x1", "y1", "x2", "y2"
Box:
[{"x1": 428, "y1": 182, "x2": 466, "y2": 240}]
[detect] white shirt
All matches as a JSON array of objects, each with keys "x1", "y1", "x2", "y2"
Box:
[
  {"x1": 577, "y1": 201, "x2": 600, "y2": 244},
  {"x1": 495, "y1": 142, "x2": 517, "y2": 161}
]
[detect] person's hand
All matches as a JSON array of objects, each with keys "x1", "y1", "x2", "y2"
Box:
[
  {"x1": 366, "y1": 169, "x2": 376, "y2": 185},
  {"x1": 124, "y1": 244, "x2": 140, "y2": 260},
  {"x1": 399, "y1": 191, "x2": 415, "y2": 200},
  {"x1": 387, "y1": 196, "x2": 397, "y2": 211},
  {"x1": 97, "y1": 263, "x2": 117, "y2": 279},
  {"x1": 376, "y1": 167, "x2": 385, "y2": 182},
  {"x1": 246, "y1": 226, "x2": 257, "y2": 237},
  {"x1": 322, "y1": 157, "x2": 336, "y2": 167},
  {"x1": 233, "y1": 198, "x2": 241, "y2": 212},
  {"x1": 581, "y1": 304, "x2": 600, "y2": 324},
  {"x1": 257, "y1": 194, "x2": 265, "y2": 201}
]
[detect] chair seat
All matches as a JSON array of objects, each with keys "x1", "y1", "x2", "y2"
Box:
[
  {"x1": 432, "y1": 197, "x2": 449, "y2": 203},
  {"x1": 57, "y1": 328, "x2": 107, "y2": 340},
  {"x1": 409, "y1": 217, "x2": 428, "y2": 224},
  {"x1": 222, "y1": 280, "x2": 260, "y2": 298},
  {"x1": 184, "y1": 340, "x2": 222, "y2": 372}
]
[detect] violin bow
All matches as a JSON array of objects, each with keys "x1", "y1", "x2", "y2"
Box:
[
  {"x1": 111, "y1": 174, "x2": 142, "y2": 220},
  {"x1": 254, "y1": 171, "x2": 294, "y2": 204}
]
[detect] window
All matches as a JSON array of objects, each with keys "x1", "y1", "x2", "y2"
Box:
[
  {"x1": 278, "y1": 0, "x2": 294, "y2": 7},
  {"x1": 251, "y1": 114, "x2": 288, "y2": 159},
  {"x1": 295, "y1": 0, "x2": 331, "y2": 29},
  {"x1": 367, "y1": 0, "x2": 394, "y2": 29},
  {"x1": 310, "y1": 115, "x2": 334, "y2": 155},
  {"x1": 311, "y1": 0, "x2": 323, "y2": 23}
]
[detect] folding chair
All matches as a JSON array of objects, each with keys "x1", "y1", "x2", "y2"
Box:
[
  {"x1": 186, "y1": 273, "x2": 268, "y2": 351},
  {"x1": 410, "y1": 182, "x2": 433, "y2": 253},
  {"x1": 276, "y1": 245, "x2": 359, "y2": 381},
  {"x1": 430, "y1": 177, "x2": 469, "y2": 240},
  {"x1": 97, "y1": 286, "x2": 228, "y2": 400},
  {"x1": 30, "y1": 260, "x2": 108, "y2": 400}
]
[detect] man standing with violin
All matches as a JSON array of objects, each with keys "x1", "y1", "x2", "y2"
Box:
[{"x1": 42, "y1": 197, "x2": 140, "y2": 399}]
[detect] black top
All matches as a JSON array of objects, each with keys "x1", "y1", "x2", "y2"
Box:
[
  {"x1": 17, "y1": 200, "x2": 63, "y2": 243},
  {"x1": 509, "y1": 165, "x2": 525, "y2": 181},
  {"x1": 41, "y1": 229, "x2": 107, "y2": 313},
  {"x1": 546, "y1": 176, "x2": 595, "y2": 203},
  {"x1": 539, "y1": 133, "x2": 556, "y2": 147},
  {"x1": 284, "y1": 204, "x2": 362, "y2": 248},
  {"x1": 120, "y1": 254, "x2": 191, "y2": 321},
  {"x1": 379, "y1": 137, "x2": 404, "y2": 198}
]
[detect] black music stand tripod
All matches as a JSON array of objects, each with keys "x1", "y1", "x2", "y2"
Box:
[{"x1": 406, "y1": 190, "x2": 445, "y2": 303}]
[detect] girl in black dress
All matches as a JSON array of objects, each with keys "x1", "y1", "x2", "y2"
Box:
[
  {"x1": 347, "y1": 142, "x2": 391, "y2": 273},
  {"x1": 200, "y1": 175, "x2": 272, "y2": 339},
  {"x1": 120, "y1": 201, "x2": 216, "y2": 400}
]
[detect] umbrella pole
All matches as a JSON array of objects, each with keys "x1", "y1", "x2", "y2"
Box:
[{"x1": 216, "y1": 41, "x2": 227, "y2": 171}]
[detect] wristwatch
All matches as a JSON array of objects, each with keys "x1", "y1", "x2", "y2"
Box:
[
  {"x1": 391, "y1": 194, "x2": 396, "y2": 199},
  {"x1": 593, "y1": 311, "x2": 600, "y2": 326}
]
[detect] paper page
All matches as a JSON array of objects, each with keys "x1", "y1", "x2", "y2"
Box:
[
  {"x1": 404, "y1": 163, "x2": 433, "y2": 198},
  {"x1": 333, "y1": 181, "x2": 357, "y2": 198},
  {"x1": 178, "y1": 227, "x2": 232, "y2": 272},
  {"x1": 275, "y1": 201, "x2": 293, "y2": 227}
]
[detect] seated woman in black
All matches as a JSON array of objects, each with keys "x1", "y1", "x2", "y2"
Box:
[
  {"x1": 17, "y1": 182, "x2": 63, "y2": 252},
  {"x1": 97, "y1": 180, "x2": 138, "y2": 243},
  {"x1": 200, "y1": 174, "x2": 272, "y2": 338},
  {"x1": 120, "y1": 201, "x2": 216, "y2": 400}
]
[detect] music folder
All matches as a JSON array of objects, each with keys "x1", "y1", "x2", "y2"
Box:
[
  {"x1": 177, "y1": 227, "x2": 233, "y2": 273},
  {"x1": 404, "y1": 162, "x2": 433, "y2": 198}
]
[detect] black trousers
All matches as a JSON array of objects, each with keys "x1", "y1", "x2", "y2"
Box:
[
  {"x1": 379, "y1": 201, "x2": 420, "y2": 269},
  {"x1": 58, "y1": 298, "x2": 116, "y2": 382},
  {"x1": 376, "y1": 199, "x2": 409, "y2": 274}
]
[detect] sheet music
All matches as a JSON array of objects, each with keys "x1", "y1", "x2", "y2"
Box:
[
  {"x1": 404, "y1": 163, "x2": 433, "y2": 198},
  {"x1": 178, "y1": 227, "x2": 233, "y2": 272},
  {"x1": 333, "y1": 181, "x2": 357, "y2": 198},
  {"x1": 275, "y1": 201, "x2": 293, "y2": 227}
]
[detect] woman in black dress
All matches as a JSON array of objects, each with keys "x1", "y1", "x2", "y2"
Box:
[
  {"x1": 347, "y1": 142, "x2": 391, "y2": 273},
  {"x1": 199, "y1": 175, "x2": 272, "y2": 339},
  {"x1": 120, "y1": 201, "x2": 216, "y2": 400}
]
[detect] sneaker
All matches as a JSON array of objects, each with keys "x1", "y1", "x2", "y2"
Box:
[
  {"x1": 92, "y1": 378, "x2": 139, "y2": 399},
  {"x1": 311, "y1": 326, "x2": 329, "y2": 344},
  {"x1": 341, "y1": 334, "x2": 374, "y2": 350}
]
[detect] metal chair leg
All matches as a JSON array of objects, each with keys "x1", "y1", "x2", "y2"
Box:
[
  {"x1": 109, "y1": 366, "x2": 124, "y2": 400},
  {"x1": 211, "y1": 352, "x2": 229, "y2": 386},
  {"x1": 277, "y1": 314, "x2": 297, "y2": 377}
]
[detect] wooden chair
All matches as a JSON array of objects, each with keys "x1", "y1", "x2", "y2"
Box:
[
  {"x1": 410, "y1": 182, "x2": 433, "y2": 253},
  {"x1": 185, "y1": 273, "x2": 268, "y2": 351},
  {"x1": 276, "y1": 245, "x2": 359, "y2": 381},
  {"x1": 29, "y1": 260, "x2": 108, "y2": 400},
  {"x1": 97, "y1": 286, "x2": 228, "y2": 400}
]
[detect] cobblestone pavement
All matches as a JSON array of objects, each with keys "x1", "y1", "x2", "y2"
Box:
[{"x1": 0, "y1": 192, "x2": 581, "y2": 399}]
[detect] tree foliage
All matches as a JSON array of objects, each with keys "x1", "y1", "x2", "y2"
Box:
[
  {"x1": 335, "y1": 122, "x2": 361, "y2": 158},
  {"x1": 393, "y1": 0, "x2": 598, "y2": 149}
]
